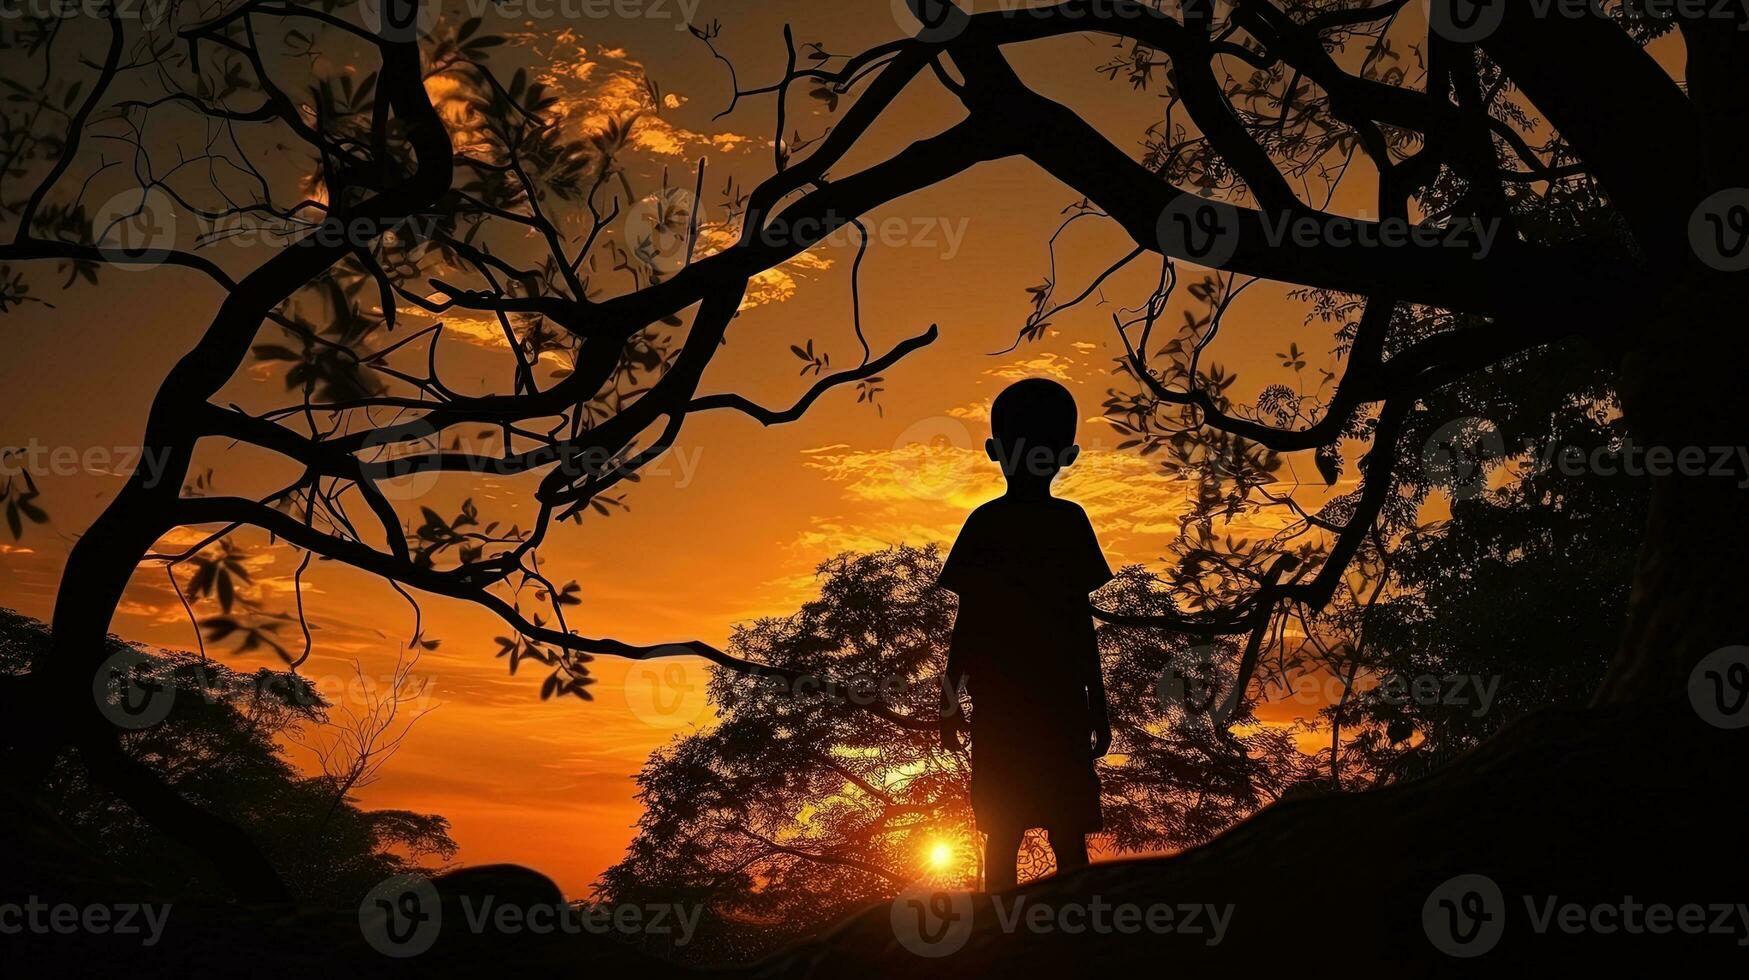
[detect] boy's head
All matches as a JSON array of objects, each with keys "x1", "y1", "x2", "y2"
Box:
[{"x1": 986, "y1": 378, "x2": 1080, "y2": 481}]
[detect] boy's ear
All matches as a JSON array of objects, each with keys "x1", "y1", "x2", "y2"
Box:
[
  {"x1": 1062, "y1": 444, "x2": 1080, "y2": 468},
  {"x1": 984, "y1": 438, "x2": 1001, "y2": 462}
]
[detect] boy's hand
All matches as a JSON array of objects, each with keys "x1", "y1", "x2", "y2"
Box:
[
  {"x1": 1090, "y1": 721, "x2": 1112, "y2": 759},
  {"x1": 939, "y1": 710, "x2": 967, "y2": 753}
]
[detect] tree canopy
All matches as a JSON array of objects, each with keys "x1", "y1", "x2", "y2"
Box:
[{"x1": 0, "y1": 608, "x2": 455, "y2": 906}]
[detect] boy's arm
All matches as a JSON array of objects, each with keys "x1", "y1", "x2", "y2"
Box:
[
  {"x1": 938, "y1": 662, "x2": 968, "y2": 752},
  {"x1": 936, "y1": 515, "x2": 981, "y2": 753},
  {"x1": 1087, "y1": 649, "x2": 1111, "y2": 758},
  {"x1": 938, "y1": 597, "x2": 970, "y2": 753},
  {"x1": 1075, "y1": 508, "x2": 1115, "y2": 757}
]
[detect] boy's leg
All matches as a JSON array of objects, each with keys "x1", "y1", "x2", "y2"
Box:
[
  {"x1": 982, "y1": 824, "x2": 1023, "y2": 892},
  {"x1": 1046, "y1": 826, "x2": 1089, "y2": 875}
]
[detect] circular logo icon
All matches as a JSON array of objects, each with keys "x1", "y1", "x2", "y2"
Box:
[
  {"x1": 1156, "y1": 196, "x2": 1241, "y2": 270},
  {"x1": 1156, "y1": 645, "x2": 1232, "y2": 731},
  {"x1": 360, "y1": 417, "x2": 443, "y2": 502},
  {"x1": 891, "y1": 0, "x2": 971, "y2": 43},
  {"x1": 624, "y1": 187, "x2": 702, "y2": 277},
  {"x1": 91, "y1": 187, "x2": 177, "y2": 271},
  {"x1": 622, "y1": 650, "x2": 712, "y2": 728},
  {"x1": 360, "y1": 873, "x2": 442, "y2": 957},
  {"x1": 888, "y1": 416, "x2": 978, "y2": 502},
  {"x1": 1689, "y1": 645, "x2": 1749, "y2": 729},
  {"x1": 1424, "y1": 0, "x2": 1505, "y2": 44},
  {"x1": 93, "y1": 649, "x2": 176, "y2": 730},
  {"x1": 1688, "y1": 188, "x2": 1749, "y2": 273},
  {"x1": 358, "y1": 0, "x2": 438, "y2": 45},
  {"x1": 890, "y1": 882, "x2": 974, "y2": 957},
  {"x1": 1421, "y1": 416, "x2": 1504, "y2": 502},
  {"x1": 1422, "y1": 873, "x2": 1504, "y2": 957}
]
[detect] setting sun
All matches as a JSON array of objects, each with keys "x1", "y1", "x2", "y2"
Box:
[{"x1": 927, "y1": 840, "x2": 956, "y2": 872}]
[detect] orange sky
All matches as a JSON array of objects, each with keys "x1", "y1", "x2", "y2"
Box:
[{"x1": 0, "y1": 3, "x2": 1686, "y2": 894}]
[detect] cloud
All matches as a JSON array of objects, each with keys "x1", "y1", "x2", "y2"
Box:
[
  {"x1": 743, "y1": 268, "x2": 799, "y2": 309},
  {"x1": 426, "y1": 230, "x2": 839, "y2": 362},
  {"x1": 801, "y1": 436, "x2": 997, "y2": 513},
  {"x1": 515, "y1": 30, "x2": 758, "y2": 160},
  {"x1": 420, "y1": 36, "x2": 764, "y2": 172},
  {"x1": 788, "y1": 516, "x2": 967, "y2": 556},
  {"x1": 928, "y1": 352, "x2": 1092, "y2": 426},
  {"x1": 433, "y1": 315, "x2": 516, "y2": 350},
  {"x1": 690, "y1": 219, "x2": 836, "y2": 313},
  {"x1": 795, "y1": 438, "x2": 1193, "y2": 559},
  {"x1": 987, "y1": 352, "x2": 1079, "y2": 382},
  {"x1": 400, "y1": 32, "x2": 859, "y2": 367},
  {"x1": 795, "y1": 424, "x2": 1324, "y2": 576}
]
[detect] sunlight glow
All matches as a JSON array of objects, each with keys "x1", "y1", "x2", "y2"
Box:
[{"x1": 927, "y1": 840, "x2": 955, "y2": 871}]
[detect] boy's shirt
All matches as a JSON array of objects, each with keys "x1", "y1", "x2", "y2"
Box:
[{"x1": 938, "y1": 496, "x2": 1113, "y2": 694}]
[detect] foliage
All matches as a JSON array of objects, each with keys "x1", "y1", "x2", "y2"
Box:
[
  {"x1": 0, "y1": 0, "x2": 921, "y2": 713},
  {"x1": 0, "y1": 608, "x2": 455, "y2": 906},
  {"x1": 1313, "y1": 346, "x2": 1647, "y2": 783}
]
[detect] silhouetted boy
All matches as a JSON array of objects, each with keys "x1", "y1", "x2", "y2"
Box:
[{"x1": 937, "y1": 378, "x2": 1113, "y2": 892}]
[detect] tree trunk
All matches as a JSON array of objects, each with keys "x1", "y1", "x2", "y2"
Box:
[
  {"x1": 1598, "y1": 284, "x2": 1749, "y2": 704},
  {"x1": 11, "y1": 473, "x2": 295, "y2": 902}
]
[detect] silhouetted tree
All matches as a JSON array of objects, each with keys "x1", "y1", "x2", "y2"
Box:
[
  {"x1": 1306, "y1": 345, "x2": 1648, "y2": 783},
  {"x1": 599, "y1": 547, "x2": 1306, "y2": 963},
  {"x1": 0, "y1": 0, "x2": 940, "y2": 897},
  {"x1": 0, "y1": 608, "x2": 455, "y2": 906},
  {"x1": 290, "y1": 648, "x2": 434, "y2": 841},
  {"x1": 1002, "y1": 1, "x2": 1739, "y2": 728},
  {"x1": 1, "y1": 0, "x2": 1741, "y2": 908}
]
